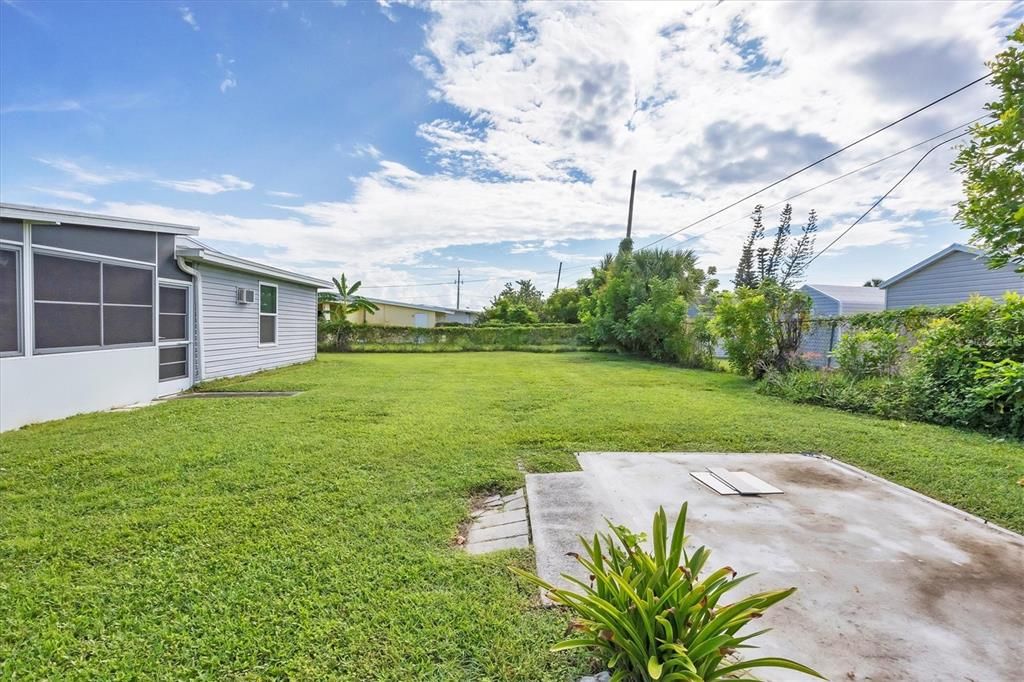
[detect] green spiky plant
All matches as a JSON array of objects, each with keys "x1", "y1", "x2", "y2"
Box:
[{"x1": 510, "y1": 503, "x2": 823, "y2": 681}]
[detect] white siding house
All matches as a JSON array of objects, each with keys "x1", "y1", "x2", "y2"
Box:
[
  {"x1": 881, "y1": 244, "x2": 1023, "y2": 309},
  {"x1": 192, "y1": 264, "x2": 318, "y2": 380},
  {"x1": 0, "y1": 204, "x2": 328, "y2": 431}
]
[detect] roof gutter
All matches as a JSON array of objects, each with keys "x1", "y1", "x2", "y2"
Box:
[{"x1": 176, "y1": 256, "x2": 205, "y2": 382}]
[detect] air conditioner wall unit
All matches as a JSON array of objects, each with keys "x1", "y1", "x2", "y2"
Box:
[{"x1": 236, "y1": 287, "x2": 256, "y2": 304}]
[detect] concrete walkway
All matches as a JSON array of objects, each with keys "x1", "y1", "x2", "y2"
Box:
[
  {"x1": 526, "y1": 452, "x2": 1024, "y2": 682},
  {"x1": 464, "y1": 488, "x2": 529, "y2": 554}
]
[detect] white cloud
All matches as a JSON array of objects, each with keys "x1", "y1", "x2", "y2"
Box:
[
  {"x1": 28, "y1": 187, "x2": 96, "y2": 204},
  {"x1": 267, "y1": 190, "x2": 301, "y2": 198},
  {"x1": 178, "y1": 6, "x2": 199, "y2": 31},
  {"x1": 155, "y1": 174, "x2": 254, "y2": 194},
  {"x1": 1, "y1": 99, "x2": 82, "y2": 114},
  {"x1": 216, "y1": 53, "x2": 237, "y2": 93},
  {"x1": 351, "y1": 143, "x2": 383, "y2": 159},
  {"x1": 35, "y1": 2, "x2": 1015, "y2": 301},
  {"x1": 35, "y1": 157, "x2": 144, "y2": 185},
  {"x1": 377, "y1": 0, "x2": 399, "y2": 23}
]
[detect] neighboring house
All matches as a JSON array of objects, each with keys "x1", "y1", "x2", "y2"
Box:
[
  {"x1": 344, "y1": 297, "x2": 480, "y2": 328},
  {"x1": 800, "y1": 284, "x2": 885, "y2": 317},
  {"x1": 0, "y1": 203, "x2": 329, "y2": 431},
  {"x1": 880, "y1": 243, "x2": 1024, "y2": 309},
  {"x1": 799, "y1": 284, "x2": 885, "y2": 368}
]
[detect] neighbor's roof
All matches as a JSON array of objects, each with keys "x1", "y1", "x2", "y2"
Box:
[
  {"x1": 879, "y1": 243, "x2": 986, "y2": 289},
  {"x1": 0, "y1": 202, "x2": 200, "y2": 235},
  {"x1": 175, "y1": 236, "x2": 331, "y2": 289},
  {"x1": 802, "y1": 283, "x2": 885, "y2": 306},
  {"x1": 359, "y1": 296, "x2": 481, "y2": 315}
]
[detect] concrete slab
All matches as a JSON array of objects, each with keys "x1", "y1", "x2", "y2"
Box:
[
  {"x1": 528, "y1": 452, "x2": 1024, "y2": 682},
  {"x1": 467, "y1": 520, "x2": 528, "y2": 544},
  {"x1": 472, "y1": 508, "x2": 527, "y2": 529},
  {"x1": 465, "y1": 534, "x2": 529, "y2": 555}
]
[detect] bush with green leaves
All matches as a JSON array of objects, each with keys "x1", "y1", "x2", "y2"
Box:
[
  {"x1": 511, "y1": 503, "x2": 822, "y2": 682},
  {"x1": 710, "y1": 283, "x2": 812, "y2": 378},
  {"x1": 908, "y1": 292, "x2": 1024, "y2": 433},
  {"x1": 760, "y1": 294, "x2": 1024, "y2": 438},
  {"x1": 579, "y1": 241, "x2": 717, "y2": 368},
  {"x1": 833, "y1": 328, "x2": 903, "y2": 379},
  {"x1": 972, "y1": 359, "x2": 1024, "y2": 437}
]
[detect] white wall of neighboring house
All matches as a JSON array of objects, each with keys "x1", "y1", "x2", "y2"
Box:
[{"x1": 198, "y1": 264, "x2": 318, "y2": 380}]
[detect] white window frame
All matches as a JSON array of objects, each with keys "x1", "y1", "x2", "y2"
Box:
[
  {"x1": 0, "y1": 244, "x2": 23, "y2": 357},
  {"x1": 258, "y1": 281, "x2": 278, "y2": 347},
  {"x1": 31, "y1": 246, "x2": 156, "y2": 355},
  {"x1": 157, "y1": 281, "x2": 192, "y2": 385}
]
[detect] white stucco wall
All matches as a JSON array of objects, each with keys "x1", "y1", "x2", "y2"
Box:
[{"x1": 0, "y1": 346, "x2": 159, "y2": 431}]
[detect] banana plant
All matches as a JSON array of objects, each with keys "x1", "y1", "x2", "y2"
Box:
[
  {"x1": 326, "y1": 273, "x2": 379, "y2": 321},
  {"x1": 511, "y1": 503, "x2": 823, "y2": 681}
]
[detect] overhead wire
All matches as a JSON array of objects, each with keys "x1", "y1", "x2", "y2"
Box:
[
  {"x1": 803, "y1": 128, "x2": 975, "y2": 267},
  {"x1": 664, "y1": 114, "x2": 989, "y2": 251},
  {"x1": 636, "y1": 72, "x2": 992, "y2": 250}
]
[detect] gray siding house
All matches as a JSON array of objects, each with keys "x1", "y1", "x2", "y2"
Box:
[
  {"x1": 881, "y1": 243, "x2": 1023, "y2": 309},
  {"x1": 799, "y1": 284, "x2": 885, "y2": 368},
  {"x1": 0, "y1": 204, "x2": 329, "y2": 431}
]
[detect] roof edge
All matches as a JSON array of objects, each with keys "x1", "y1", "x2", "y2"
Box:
[
  {"x1": 0, "y1": 202, "x2": 200, "y2": 235},
  {"x1": 879, "y1": 243, "x2": 987, "y2": 289},
  {"x1": 178, "y1": 247, "x2": 331, "y2": 289}
]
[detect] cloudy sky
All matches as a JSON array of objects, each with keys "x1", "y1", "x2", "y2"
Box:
[{"x1": 1, "y1": 1, "x2": 1020, "y2": 309}]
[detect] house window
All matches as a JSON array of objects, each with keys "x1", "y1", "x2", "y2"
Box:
[
  {"x1": 259, "y1": 283, "x2": 277, "y2": 345},
  {"x1": 33, "y1": 251, "x2": 153, "y2": 352},
  {"x1": 159, "y1": 286, "x2": 188, "y2": 340},
  {"x1": 0, "y1": 246, "x2": 21, "y2": 355},
  {"x1": 158, "y1": 345, "x2": 188, "y2": 380}
]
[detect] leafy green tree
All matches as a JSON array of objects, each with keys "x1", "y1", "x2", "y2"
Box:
[
  {"x1": 481, "y1": 279, "x2": 544, "y2": 323},
  {"x1": 541, "y1": 287, "x2": 582, "y2": 323},
  {"x1": 733, "y1": 204, "x2": 817, "y2": 289},
  {"x1": 863, "y1": 278, "x2": 883, "y2": 287},
  {"x1": 952, "y1": 24, "x2": 1024, "y2": 272},
  {"x1": 711, "y1": 282, "x2": 813, "y2": 378},
  {"x1": 579, "y1": 239, "x2": 714, "y2": 365}
]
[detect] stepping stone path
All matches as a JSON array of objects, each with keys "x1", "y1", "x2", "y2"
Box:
[{"x1": 464, "y1": 488, "x2": 529, "y2": 554}]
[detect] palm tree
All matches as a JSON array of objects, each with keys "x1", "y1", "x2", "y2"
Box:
[{"x1": 325, "y1": 274, "x2": 379, "y2": 322}]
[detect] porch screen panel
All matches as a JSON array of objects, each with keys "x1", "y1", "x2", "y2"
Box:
[
  {"x1": 0, "y1": 248, "x2": 20, "y2": 353},
  {"x1": 101, "y1": 263, "x2": 153, "y2": 345},
  {"x1": 34, "y1": 253, "x2": 101, "y2": 350}
]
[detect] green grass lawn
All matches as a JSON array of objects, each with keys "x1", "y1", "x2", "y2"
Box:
[{"x1": 2, "y1": 353, "x2": 1022, "y2": 679}]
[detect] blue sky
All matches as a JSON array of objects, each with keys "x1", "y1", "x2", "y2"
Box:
[{"x1": 1, "y1": 0, "x2": 1020, "y2": 309}]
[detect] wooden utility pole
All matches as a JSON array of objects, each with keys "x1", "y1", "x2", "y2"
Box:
[
  {"x1": 455, "y1": 269, "x2": 462, "y2": 310},
  {"x1": 625, "y1": 169, "x2": 637, "y2": 239},
  {"x1": 554, "y1": 262, "x2": 563, "y2": 292}
]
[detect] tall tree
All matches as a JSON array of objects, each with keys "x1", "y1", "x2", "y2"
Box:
[
  {"x1": 734, "y1": 204, "x2": 816, "y2": 289},
  {"x1": 952, "y1": 24, "x2": 1024, "y2": 271},
  {"x1": 733, "y1": 205, "x2": 763, "y2": 287},
  {"x1": 778, "y1": 209, "x2": 817, "y2": 288}
]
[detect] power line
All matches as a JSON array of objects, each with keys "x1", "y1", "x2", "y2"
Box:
[
  {"x1": 805, "y1": 129, "x2": 974, "y2": 267},
  {"x1": 665, "y1": 114, "x2": 989, "y2": 250},
  {"x1": 637, "y1": 72, "x2": 991, "y2": 250}
]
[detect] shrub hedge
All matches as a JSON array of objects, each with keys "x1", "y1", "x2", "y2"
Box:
[
  {"x1": 318, "y1": 322, "x2": 588, "y2": 352},
  {"x1": 759, "y1": 293, "x2": 1024, "y2": 438}
]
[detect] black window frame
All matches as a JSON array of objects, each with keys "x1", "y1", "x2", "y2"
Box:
[
  {"x1": 32, "y1": 248, "x2": 155, "y2": 354},
  {"x1": 0, "y1": 245, "x2": 22, "y2": 357}
]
